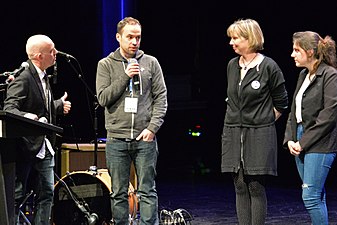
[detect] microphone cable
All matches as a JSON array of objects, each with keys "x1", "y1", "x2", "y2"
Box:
[{"x1": 54, "y1": 172, "x2": 98, "y2": 225}]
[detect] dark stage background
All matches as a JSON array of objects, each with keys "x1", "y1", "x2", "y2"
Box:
[{"x1": 1, "y1": 0, "x2": 337, "y2": 186}]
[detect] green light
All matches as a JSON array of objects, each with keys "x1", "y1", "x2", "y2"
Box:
[{"x1": 191, "y1": 131, "x2": 201, "y2": 137}]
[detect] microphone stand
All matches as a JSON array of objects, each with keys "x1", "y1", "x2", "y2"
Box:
[
  {"x1": 61, "y1": 55, "x2": 100, "y2": 171},
  {"x1": 0, "y1": 83, "x2": 8, "y2": 92},
  {"x1": 0, "y1": 75, "x2": 9, "y2": 109}
]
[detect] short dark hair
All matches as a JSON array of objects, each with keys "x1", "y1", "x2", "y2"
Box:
[{"x1": 117, "y1": 17, "x2": 141, "y2": 35}]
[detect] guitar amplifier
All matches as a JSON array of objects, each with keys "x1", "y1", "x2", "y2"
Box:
[{"x1": 60, "y1": 143, "x2": 137, "y2": 188}]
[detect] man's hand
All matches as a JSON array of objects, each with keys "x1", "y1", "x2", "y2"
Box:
[
  {"x1": 136, "y1": 129, "x2": 154, "y2": 141},
  {"x1": 125, "y1": 61, "x2": 140, "y2": 78},
  {"x1": 61, "y1": 92, "x2": 71, "y2": 114},
  {"x1": 24, "y1": 113, "x2": 38, "y2": 120}
]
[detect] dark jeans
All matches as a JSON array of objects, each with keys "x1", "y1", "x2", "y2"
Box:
[
  {"x1": 15, "y1": 150, "x2": 54, "y2": 225},
  {"x1": 106, "y1": 137, "x2": 159, "y2": 225}
]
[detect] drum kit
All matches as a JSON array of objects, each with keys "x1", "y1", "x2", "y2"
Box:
[{"x1": 52, "y1": 168, "x2": 138, "y2": 225}]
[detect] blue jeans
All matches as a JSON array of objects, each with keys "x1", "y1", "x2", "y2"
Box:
[
  {"x1": 296, "y1": 124, "x2": 336, "y2": 225},
  {"x1": 106, "y1": 137, "x2": 159, "y2": 225},
  {"x1": 15, "y1": 150, "x2": 55, "y2": 225}
]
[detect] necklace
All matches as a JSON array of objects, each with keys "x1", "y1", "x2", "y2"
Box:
[{"x1": 242, "y1": 53, "x2": 257, "y2": 70}]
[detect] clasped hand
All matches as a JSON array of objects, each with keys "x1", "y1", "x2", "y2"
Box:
[{"x1": 287, "y1": 141, "x2": 302, "y2": 156}]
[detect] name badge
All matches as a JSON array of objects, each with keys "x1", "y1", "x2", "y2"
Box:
[{"x1": 124, "y1": 97, "x2": 138, "y2": 113}]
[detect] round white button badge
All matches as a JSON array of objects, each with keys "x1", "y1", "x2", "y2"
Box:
[{"x1": 251, "y1": 81, "x2": 260, "y2": 89}]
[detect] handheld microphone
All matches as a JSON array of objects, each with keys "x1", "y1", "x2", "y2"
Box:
[
  {"x1": 57, "y1": 50, "x2": 74, "y2": 59},
  {"x1": 4, "y1": 62, "x2": 29, "y2": 83},
  {"x1": 47, "y1": 62, "x2": 57, "y2": 84},
  {"x1": 128, "y1": 58, "x2": 140, "y2": 91}
]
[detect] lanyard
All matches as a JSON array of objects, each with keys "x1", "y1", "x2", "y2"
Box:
[{"x1": 129, "y1": 79, "x2": 133, "y2": 97}]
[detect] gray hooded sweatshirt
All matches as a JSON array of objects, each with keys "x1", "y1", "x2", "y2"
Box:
[{"x1": 96, "y1": 48, "x2": 167, "y2": 139}]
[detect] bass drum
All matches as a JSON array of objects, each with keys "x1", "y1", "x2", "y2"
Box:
[{"x1": 52, "y1": 169, "x2": 138, "y2": 225}]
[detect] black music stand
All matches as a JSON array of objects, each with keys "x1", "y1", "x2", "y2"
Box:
[{"x1": 0, "y1": 110, "x2": 63, "y2": 225}]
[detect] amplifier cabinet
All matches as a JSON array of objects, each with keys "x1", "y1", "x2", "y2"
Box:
[{"x1": 60, "y1": 143, "x2": 137, "y2": 188}]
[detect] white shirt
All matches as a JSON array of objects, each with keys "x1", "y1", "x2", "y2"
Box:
[
  {"x1": 32, "y1": 64, "x2": 55, "y2": 159},
  {"x1": 295, "y1": 73, "x2": 314, "y2": 123}
]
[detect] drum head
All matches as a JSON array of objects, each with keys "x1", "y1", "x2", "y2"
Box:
[{"x1": 52, "y1": 171, "x2": 112, "y2": 225}]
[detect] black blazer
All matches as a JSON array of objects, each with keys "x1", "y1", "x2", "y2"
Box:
[
  {"x1": 283, "y1": 63, "x2": 337, "y2": 153},
  {"x1": 3, "y1": 60, "x2": 64, "y2": 158}
]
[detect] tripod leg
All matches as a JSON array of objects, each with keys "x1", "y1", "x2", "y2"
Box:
[
  {"x1": 19, "y1": 210, "x2": 32, "y2": 225},
  {"x1": 17, "y1": 190, "x2": 34, "y2": 225}
]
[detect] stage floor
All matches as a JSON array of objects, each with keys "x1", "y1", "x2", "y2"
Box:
[
  {"x1": 156, "y1": 175, "x2": 337, "y2": 225},
  {"x1": 27, "y1": 166, "x2": 336, "y2": 225}
]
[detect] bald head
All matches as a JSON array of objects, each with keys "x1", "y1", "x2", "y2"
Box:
[
  {"x1": 25, "y1": 34, "x2": 57, "y2": 70},
  {"x1": 26, "y1": 34, "x2": 54, "y2": 59}
]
